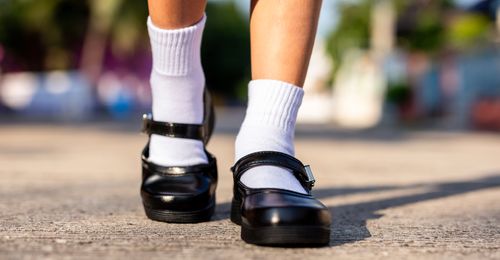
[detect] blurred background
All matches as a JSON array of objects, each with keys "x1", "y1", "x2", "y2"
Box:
[{"x1": 0, "y1": 0, "x2": 499, "y2": 131}]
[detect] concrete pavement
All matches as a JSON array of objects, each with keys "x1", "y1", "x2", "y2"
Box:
[{"x1": 0, "y1": 118, "x2": 499, "y2": 259}]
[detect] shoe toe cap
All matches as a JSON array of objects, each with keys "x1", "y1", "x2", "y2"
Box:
[{"x1": 241, "y1": 191, "x2": 332, "y2": 227}]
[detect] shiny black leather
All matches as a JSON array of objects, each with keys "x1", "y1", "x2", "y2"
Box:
[
  {"x1": 231, "y1": 151, "x2": 331, "y2": 246},
  {"x1": 142, "y1": 89, "x2": 214, "y2": 145},
  {"x1": 142, "y1": 113, "x2": 206, "y2": 142},
  {"x1": 140, "y1": 89, "x2": 217, "y2": 223},
  {"x1": 141, "y1": 146, "x2": 217, "y2": 221}
]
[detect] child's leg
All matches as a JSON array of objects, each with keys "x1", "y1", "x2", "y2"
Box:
[
  {"x1": 250, "y1": 0, "x2": 322, "y2": 87},
  {"x1": 236, "y1": 0, "x2": 322, "y2": 193},
  {"x1": 148, "y1": 0, "x2": 206, "y2": 29},
  {"x1": 147, "y1": 0, "x2": 208, "y2": 166}
]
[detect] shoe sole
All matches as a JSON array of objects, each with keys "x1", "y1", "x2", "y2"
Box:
[
  {"x1": 143, "y1": 199, "x2": 215, "y2": 223},
  {"x1": 231, "y1": 198, "x2": 330, "y2": 246},
  {"x1": 241, "y1": 225, "x2": 330, "y2": 246}
]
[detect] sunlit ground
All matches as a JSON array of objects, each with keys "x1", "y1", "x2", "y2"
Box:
[{"x1": 1, "y1": 109, "x2": 499, "y2": 259}]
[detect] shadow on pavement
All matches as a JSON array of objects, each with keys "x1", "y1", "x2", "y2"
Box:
[{"x1": 215, "y1": 174, "x2": 500, "y2": 247}]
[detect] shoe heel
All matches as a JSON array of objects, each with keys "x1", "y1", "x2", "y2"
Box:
[{"x1": 230, "y1": 197, "x2": 242, "y2": 225}]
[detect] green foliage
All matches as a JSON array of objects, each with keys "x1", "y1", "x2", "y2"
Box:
[
  {"x1": 0, "y1": 0, "x2": 89, "y2": 71},
  {"x1": 110, "y1": 1, "x2": 149, "y2": 56},
  {"x1": 386, "y1": 81, "x2": 411, "y2": 105},
  {"x1": 324, "y1": 0, "x2": 493, "y2": 83},
  {"x1": 394, "y1": 0, "x2": 454, "y2": 53},
  {"x1": 447, "y1": 14, "x2": 491, "y2": 49},
  {"x1": 0, "y1": 0, "x2": 251, "y2": 100},
  {"x1": 325, "y1": 1, "x2": 372, "y2": 78},
  {"x1": 397, "y1": 6, "x2": 445, "y2": 52},
  {"x1": 202, "y1": 2, "x2": 250, "y2": 101}
]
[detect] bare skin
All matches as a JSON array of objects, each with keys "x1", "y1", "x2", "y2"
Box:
[
  {"x1": 250, "y1": 0, "x2": 322, "y2": 87},
  {"x1": 147, "y1": 0, "x2": 322, "y2": 87},
  {"x1": 147, "y1": 0, "x2": 207, "y2": 29}
]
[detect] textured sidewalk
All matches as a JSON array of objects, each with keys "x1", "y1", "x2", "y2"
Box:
[{"x1": 1, "y1": 116, "x2": 499, "y2": 259}]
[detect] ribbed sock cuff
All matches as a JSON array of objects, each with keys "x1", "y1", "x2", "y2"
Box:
[
  {"x1": 147, "y1": 15, "x2": 206, "y2": 76},
  {"x1": 243, "y1": 79, "x2": 304, "y2": 132}
]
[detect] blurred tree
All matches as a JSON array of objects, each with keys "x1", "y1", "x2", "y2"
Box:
[
  {"x1": 325, "y1": 1, "x2": 372, "y2": 80},
  {"x1": 0, "y1": 0, "x2": 250, "y2": 100},
  {"x1": 80, "y1": 0, "x2": 123, "y2": 83},
  {"x1": 0, "y1": 0, "x2": 89, "y2": 71},
  {"x1": 396, "y1": 0, "x2": 452, "y2": 53},
  {"x1": 323, "y1": 0, "x2": 494, "y2": 82},
  {"x1": 110, "y1": 1, "x2": 149, "y2": 58},
  {"x1": 51, "y1": 1, "x2": 90, "y2": 68},
  {"x1": 386, "y1": 81, "x2": 411, "y2": 106},
  {"x1": 202, "y1": 2, "x2": 250, "y2": 101},
  {"x1": 447, "y1": 13, "x2": 492, "y2": 49}
]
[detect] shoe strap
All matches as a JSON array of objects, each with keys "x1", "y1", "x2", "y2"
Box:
[
  {"x1": 141, "y1": 88, "x2": 214, "y2": 145},
  {"x1": 231, "y1": 151, "x2": 316, "y2": 190},
  {"x1": 142, "y1": 115, "x2": 206, "y2": 141}
]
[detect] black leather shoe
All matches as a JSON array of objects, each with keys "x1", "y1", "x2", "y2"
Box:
[
  {"x1": 140, "y1": 89, "x2": 218, "y2": 223},
  {"x1": 230, "y1": 151, "x2": 331, "y2": 246}
]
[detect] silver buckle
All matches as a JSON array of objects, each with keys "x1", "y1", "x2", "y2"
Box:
[
  {"x1": 141, "y1": 113, "x2": 152, "y2": 134},
  {"x1": 304, "y1": 165, "x2": 315, "y2": 189}
]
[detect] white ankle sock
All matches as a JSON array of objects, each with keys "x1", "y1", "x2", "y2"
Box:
[
  {"x1": 147, "y1": 15, "x2": 208, "y2": 167},
  {"x1": 235, "y1": 79, "x2": 307, "y2": 194}
]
